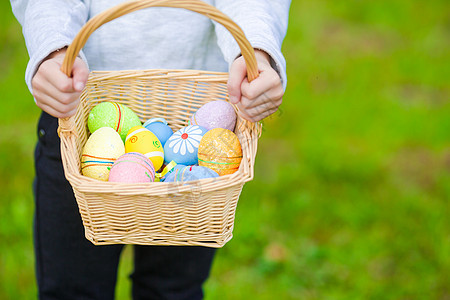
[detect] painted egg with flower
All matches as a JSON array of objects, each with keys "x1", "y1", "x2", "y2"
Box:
[{"x1": 164, "y1": 125, "x2": 208, "y2": 165}]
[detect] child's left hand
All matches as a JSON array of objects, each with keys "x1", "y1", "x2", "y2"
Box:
[{"x1": 228, "y1": 49, "x2": 284, "y2": 122}]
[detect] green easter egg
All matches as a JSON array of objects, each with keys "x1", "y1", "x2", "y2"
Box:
[{"x1": 88, "y1": 102, "x2": 141, "y2": 141}]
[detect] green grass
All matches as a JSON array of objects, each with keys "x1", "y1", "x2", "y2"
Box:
[{"x1": 1, "y1": 0, "x2": 449, "y2": 299}]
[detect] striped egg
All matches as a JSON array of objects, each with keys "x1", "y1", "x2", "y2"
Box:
[
  {"x1": 125, "y1": 126, "x2": 164, "y2": 171},
  {"x1": 108, "y1": 152, "x2": 155, "y2": 183},
  {"x1": 87, "y1": 101, "x2": 142, "y2": 141},
  {"x1": 198, "y1": 128, "x2": 242, "y2": 176},
  {"x1": 81, "y1": 127, "x2": 125, "y2": 181}
]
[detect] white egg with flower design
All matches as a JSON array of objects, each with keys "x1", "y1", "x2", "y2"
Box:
[{"x1": 163, "y1": 125, "x2": 208, "y2": 165}]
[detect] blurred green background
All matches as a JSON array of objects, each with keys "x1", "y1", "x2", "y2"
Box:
[{"x1": 1, "y1": 0, "x2": 449, "y2": 299}]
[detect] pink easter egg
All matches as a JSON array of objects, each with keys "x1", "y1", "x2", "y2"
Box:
[
  {"x1": 108, "y1": 152, "x2": 155, "y2": 183},
  {"x1": 190, "y1": 100, "x2": 236, "y2": 131}
]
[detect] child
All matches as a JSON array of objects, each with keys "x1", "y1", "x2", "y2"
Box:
[{"x1": 11, "y1": 0, "x2": 290, "y2": 299}]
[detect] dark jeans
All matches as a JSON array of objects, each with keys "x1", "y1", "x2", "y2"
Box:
[{"x1": 33, "y1": 112, "x2": 216, "y2": 300}]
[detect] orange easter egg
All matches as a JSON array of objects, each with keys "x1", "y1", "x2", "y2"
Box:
[{"x1": 198, "y1": 128, "x2": 242, "y2": 176}]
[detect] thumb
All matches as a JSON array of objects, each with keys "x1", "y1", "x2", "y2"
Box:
[
  {"x1": 72, "y1": 57, "x2": 89, "y2": 92},
  {"x1": 227, "y1": 56, "x2": 247, "y2": 104}
]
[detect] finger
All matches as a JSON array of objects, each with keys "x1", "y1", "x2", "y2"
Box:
[
  {"x1": 37, "y1": 101, "x2": 78, "y2": 119},
  {"x1": 33, "y1": 73, "x2": 81, "y2": 107},
  {"x1": 240, "y1": 84, "x2": 284, "y2": 111},
  {"x1": 33, "y1": 88, "x2": 80, "y2": 117},
  {"x1": 240, "y1": 69, "x2": 283, "y2": 105},
  {"x1": 238, "y1": 100, "x2": 280, "y2": 122},
  {"x1": 239, "y1": 92, "x2": 283, "y2": 121},
  {"x1": 245, "y1": 97, "x2": 281, "y2": 118},
  {"x1": 235, "y1": 97, "x2": 273, "y2": 122},
  {"x1": 34, "y1": 91, "x2": 79, "y2": 118},
  {"x1": 227, "y1": 56, "x2": 247, "y2": 104},
  {"x1": 72, "y1": 57, "x2": 89, "y2": 92},
  {"x1": 255, "y1": 107, "x2": 279, "y2": 122},
  {"x1": 39, "y1": 59, "x2": 74, "y2": 93}
]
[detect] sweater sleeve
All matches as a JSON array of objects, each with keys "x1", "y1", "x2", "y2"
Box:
[
  {"x1": 213, "y1": 0, "x2": 291, "y2": 90},
  {"x1": 10, "y1": 0, "x2": 89, "y2": 93}
]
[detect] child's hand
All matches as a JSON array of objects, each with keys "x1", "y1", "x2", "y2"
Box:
[
  {"x1": 228, "y1": 49, "x2": 284, "y2": 122},
  {"x1": 32, "y1": 48, "x2": 89, "y2": 118}
]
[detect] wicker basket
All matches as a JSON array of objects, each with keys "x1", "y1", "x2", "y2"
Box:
[{"x1": 58, "y1": 0, "x2": 261, "y2": 247}]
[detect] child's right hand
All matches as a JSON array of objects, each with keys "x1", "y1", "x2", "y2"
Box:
[{"x1": 32, "y1": 48, "x2": 89, "y2": 118}]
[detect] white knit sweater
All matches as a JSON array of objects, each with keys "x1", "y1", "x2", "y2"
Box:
[{"x1": 11, "y1": 0, "x2": 290, "y2": 93}]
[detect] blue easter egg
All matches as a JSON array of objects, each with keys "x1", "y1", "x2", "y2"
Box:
[
  {"x1": 143, "y1": 118, "x2": 174, "y2": 147},
  {"x1": 160, "y1": 164, "x2": 187, "y2": 182},
  {"x1": 164, "y1": 166, "x2": 219, "y2": 182},
  {"x1": 164, "y1": 125, "x2": 208, "y2": 165}
]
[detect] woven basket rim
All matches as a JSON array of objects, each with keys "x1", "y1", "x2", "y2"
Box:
[
  {"x1": 88, "y1": 68, "x2": 229, "y2": 75},
  {"x1": 85, "y1": 68, "x2": 230, "y2": 84}
]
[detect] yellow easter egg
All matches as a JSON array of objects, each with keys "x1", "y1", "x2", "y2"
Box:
[
  {"x1": 125, "y1": 126, "x2": 164, "y2": 171},
  {"x1": 81, "y1": 127, "x2": 125, "y2": 181},
  {"x1": 198, "y1": 128, "x2": 242, "y2": 176}
]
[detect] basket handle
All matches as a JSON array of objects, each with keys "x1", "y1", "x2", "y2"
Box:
[
  {"x1": 61, "y1": 0, "x2": 258, "y2": 79},
  {"x1": 58, "y1": 0, "x2": 259, "y2": 135}
]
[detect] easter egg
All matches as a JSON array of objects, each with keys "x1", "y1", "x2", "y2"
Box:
[
  {"x1": 143, "y1": 118, "x2": 174, "y2": 147},
  {"x1": 160, "y1": 164, "x2": 187, "y2": 182},
  {"x1": 125, "y1": 126, "x2": 164, "y2": 171},
  {"x1": 198, "y1": 128, "x2": 242, "y2": 176},
  {"x1": 88, "y1": 101, "x2": 141, "y2": 141},
  {"x1": 164, "y1": 165, "x2": 219, "y2": 183},
  {"x1": 81, "y1": 127, "x2": 125, "y2": 181},
  {"x1": 108, "y1": 152, "x2": 155, "y2": 183},
  {"x1": 190, "y1": 100, "x2": 236, "y2": 131},
  {"x1": 164, "y1": 125, "x2": 207, "y2": 165}
]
